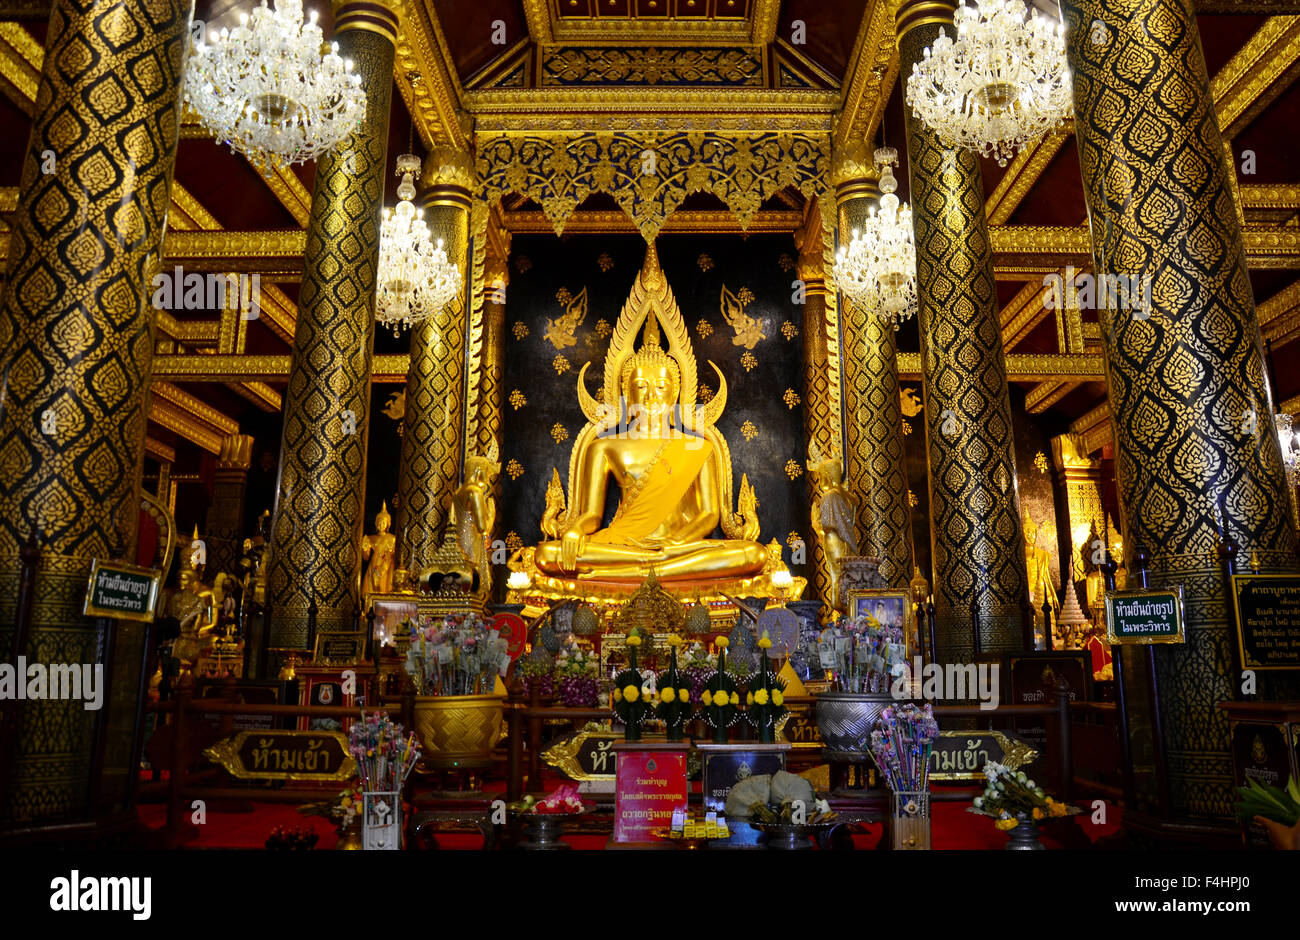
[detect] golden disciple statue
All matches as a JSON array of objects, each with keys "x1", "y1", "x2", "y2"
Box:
[
  {"x1": 361, "y1": 501, "x2": 397, "y2": 601},
  {"x1": 533, "y1": 243, "x2": 766, "y2": 583},
  {"x1": 454, "y1": 444, "x2": 501, "y2": 594},
  {"x1": 168, "y1": 528, "x2": 218, "y2": 669},
  {"x1": 807, "y1": 441, "x2": 859, "y2": 615},
  {"x1": 1024, "y1": 516, "x2": 1060, "y2": 625}
]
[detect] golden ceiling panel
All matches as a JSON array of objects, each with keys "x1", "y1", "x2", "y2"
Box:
[
  {"x1": 259, "y1": 164, "x2": 312, "y2": 228},
  {"x1": 834, "y1": 0, "x2": 898, "y2": 150},
  {"x1": 466, "y1": 87, "x2": 838, "y2": 126},
  {"x1": 1210, "y1": 15, "x2": 1300, "y2": 139},
  {"x1": 0, "y1": 22, "x2": 40, "y2": 115},
  {"x1": 523, "y1": 0, "x2": 776, "y2": 45},
  {"x1": 152, "y1": 353, "x2": 411, "y2": 383},
  {"x1": 895, "y1": 352, "x2": 1104, "y2": 382},
  {"x1": 1025, "y1": 380, "x2": 1080, "y2": 414},
  {"x1": 147, "y1": 401, "x2": 227, "y2": 455},
  {"x1": 395, "y1": 0, "x2": 468, "y2": 148},
  {"x1": 984, "y1": 128, "x2": 1071, "y2": 225},
  {"x1": 538, "y1": 45, "x2": 766, "y2": 85},
  {"x1": 151, "y1": 382, "x2": 240, "y2": 435},
  {"x1": 500, "y1": 208, "x2": 805, "y2": 232}
]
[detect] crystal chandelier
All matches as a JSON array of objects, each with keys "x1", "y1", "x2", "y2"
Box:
[
  {"x1": 834, "y1": 148, "x2": 918, "y2": 329},
  {"x1": 376, "y1": 154, "x2": 462, "y2": 334},
  {"x1": 906, "y1": 0, "x2": 1072, "y2": 166},
  {"x1": 184, "y1": 0, "x2": 366, "y2": 168}
]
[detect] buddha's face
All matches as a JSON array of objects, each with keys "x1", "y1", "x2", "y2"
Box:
[
  {"x1": 1023, "y1": 520, "x2": 1037, "y2": 545},
  {"x1": 626, "y1": 362, "x2": 678, "y2": 421},
  {"x1": 376, "y1": 512, "x2": 391, "y2": 534}
]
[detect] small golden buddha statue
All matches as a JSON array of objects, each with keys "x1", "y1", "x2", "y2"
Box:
[
  {"x1": 1024, "y1": 517, "x2": 1060, "y2": 626},
  {"x1": 453, "y1": 444, "x2": 500, "y2": 594},
  {"x1": 807, "y1": 441, "x2": 859, "y2": 615},
  {"x1": 533, "y1": 243, "x2": 765, "y2": 584},
  {"x1": 168, "y1": 530, "x2": 218, "y2": 670},
  {"x1": 361, "y1": 501, "x2": 397, "y2": 600}
]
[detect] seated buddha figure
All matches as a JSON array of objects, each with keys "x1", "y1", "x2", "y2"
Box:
[{"x1": 534, "y1": 244, "x2": 766, "y2": 583}]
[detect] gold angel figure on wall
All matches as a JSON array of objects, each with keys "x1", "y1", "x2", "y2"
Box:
[
  {"x1": 544, "y1": 286, "x2": 588, "y2": 349},
  {"x1": 541, "y1": 467, "x2": 566, "y2": 539},
  {"x1": 720, "y1": 284, "x2": 766, "y2": 350},
  {"x1": 808, "y1": 442, "x2": 860, "y2": 615}
]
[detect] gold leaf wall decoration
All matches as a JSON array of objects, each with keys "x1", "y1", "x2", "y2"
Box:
[
  {"x1": 741, "y1": 351, "x2": 757, "y2": 372},
  {"x1": 741, "y1": 420, "x2": 758, "y2": 442},
  {"x1": 551, "y1": 423, "x2": 569, "y2": 444},
  {"x1": 506, "y1": 459, "x2": 524, "y2": 480},
  {"x1": 509, "y1": 389, "x2": 527, "y2": 409},
  {"x1": 784, "y1": 459, "x2": 803, "y2": 480},
  {"x1": 783, "y1": 388, "x2": 801, "y2": 409}
]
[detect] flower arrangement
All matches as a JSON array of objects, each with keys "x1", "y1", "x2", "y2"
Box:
[
  {"x1": 510, "y1": 783, "x2": 592, "y2": 816},
  {"x1": 611, "y1": 628, "x2": 652, "y2": 741},
  {"x1": 404, "y1": 612, "x2": 509, "y2": 696},
  {"x1": 517, "y1": 655, "x2": 556, "y2": 700},
  {"x1": 555, "y1": 641, "x2": 599, "y2": 707},
  {"x1": 702, "y1": 636, "x2": 742, "y2": 743},
  {"x1": 656, "y1": 634, "x2": 694, "y2": 741},
  {"x1": 819, "y1": 614, "x2": 908, "y2": 693},
  {"x1": 869, "y1": 703, "x2": 940, "y2": 793},
  {"x1": 746, "y1": 631, "x2": 787, "y2": 744},
  {"x1": 348, "y1": 711, "x2": 421, "y2": 793},
  {"x1": 681, "y1": 642, "x2": 717, "y2": 705},
  {"x1": 299, "y1": 784, "x2": 364, "y2": 827},
  {"x1": 969, "y1": 762, "x2": 1080, "y2": 830}
]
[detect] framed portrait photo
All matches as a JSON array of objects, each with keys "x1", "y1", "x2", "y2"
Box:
[{"x1": 846, "y1": 589, "x2": 917, "y2": 656}]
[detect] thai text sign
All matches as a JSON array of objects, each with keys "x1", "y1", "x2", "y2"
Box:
[
  {"x1": 83, "y1": 559, "x2": 161, "y2": 622},
  {"x1": 203, "y1": 731, "x2": 356, "y2": 782},
  {"x1": 928, "y1": 731, "x2": 1036, "y2": 781},
  {"x1": 1232, "y1": 575, "x2": 1300, "y2": 670},
  {"x1": 1106, "y1": 587, "x2": 1184, "y2": 645},
  {"x1": 614, "y1": 749, "x2": 688, "y2": 843}
]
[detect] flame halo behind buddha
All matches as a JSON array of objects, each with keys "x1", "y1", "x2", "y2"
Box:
[{"x1": 520, "y1": 243, "x2": 803, "y2": 605}]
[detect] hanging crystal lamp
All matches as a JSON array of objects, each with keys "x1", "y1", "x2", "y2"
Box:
[
  {"x1": 905, "y1": 0, "x2": 1072, "y2": 167},
  {"x1": 375, "y1": 154, "x2": 462, "y2": 334},
  {"x1": 834, "y1": 148, "x2": 918, "y2": 330},
  {"x1": 184, "y1": 0, "x2": 366, "y2": 168}
]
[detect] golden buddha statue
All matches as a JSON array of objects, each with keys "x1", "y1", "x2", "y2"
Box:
[
  {"x1": 532, "y1": 243, "x2": 766, "y2": 586},
  {"x1": 361, "y1": 501, "x2": 397, "y2": 601},
  {"x1": 1024, "y1": 516, "x2": 1060, "y2": 626},
  {"x1": 807, "y1": 440, "x2": 859, "y2": 615},
  {"x1": 453, "y1": 444, "x2": 500, "y2": 594},
  {"x1": 168, "y1": 528, "x2": 219, "y2": 670}
]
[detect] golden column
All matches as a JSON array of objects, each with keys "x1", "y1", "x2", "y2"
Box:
[
  {"x1": 266, "y1": 0, "x2": 398, "y2": 651},
  {"x1": 394, "y1": 146, "x2": 474, "y2": 573},
  {"x1": 794, "y1": 198, "x2": 836, "y2": 598},
  {"x1": 0, "y1": 0, "x2": 190, "y2": 825},
  {"x1": 831, "y1": 145, "x2": 915, "y2": 591},
  {"x1": 1063, "y1": 0, "x2": 1298, "y2": 818},
  {"x1": 897, "y1": 0, "x2": 1030, "y2": 659},
  {"x1": 472, "y1": 220, "x2": 511, "y2": 541}
]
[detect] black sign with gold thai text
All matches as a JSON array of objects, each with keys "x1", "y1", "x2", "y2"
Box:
[
  {"x1": 203, "y1": 730, "x2": 356, "y2": 782},
  {"x1": 1232, "y1": 575, "x2": 1300, "y2": 670}
]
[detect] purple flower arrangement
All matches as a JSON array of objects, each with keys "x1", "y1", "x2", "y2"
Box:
[{"x1": 555, "y1": 644, "x2": 599, "y2": 707}]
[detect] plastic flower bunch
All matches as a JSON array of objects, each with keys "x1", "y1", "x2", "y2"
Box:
[
  {"x1": 405, "y1": 612, "x2": 507, "y2": 695},
  {"x1": 745, "y1": 630, "x2": 788, "y2": 742},
  {"x1": 968, "y1": 761, "x2": 1079, "y2": 829},
  {"x1": 611, "y1": 628, "x2": 652, "y2": 740},
  {"x1": 701, "y1": 636, "x2": 742, "y2": 742},
  {"x1": 655, "y1": 634, "x2": 694, "y2": 741}
]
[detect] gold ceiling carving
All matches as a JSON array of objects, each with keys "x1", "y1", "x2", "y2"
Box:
[
  {"x1": 834, "y1": 0, "x2": 899, "y2": 150},
  {"x1": 1210, "y1": 15, "x2": 1300, "y2": 138},
  {"x1": 539, "y1": 45, "x2": 765, "y2": 86},
  {"x1": 394, "y1": 0, "x2": 468, "y2": 149},
  {"x1": 0, "y1": 22, "x2": 40, "y2": 115},
  {"x1": 466, "y1": 88, "x2": 839, "y2": 126},
  {"x1": 475, "y1": 129, "x2": 829, "y2": 240},
  {"x1": 521, "y1": 0, "x2": 779, "y2": 45},
  {"x1": 500, "y1": 207, "x2": 805, "y2": 232},
  {"x1": 984, "y1": 128, "x2": 1072, "y2": 225}
]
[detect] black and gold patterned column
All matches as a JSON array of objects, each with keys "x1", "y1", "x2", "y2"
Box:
[
  {"x1": 898, "y1": 0, "x2": 1029, "y2": 659},
  {"x1": 0, "y1": 0, "x2": 190, "y2": 825},
  {"x1": 394, "y1": 147, "x2": 474, "y2": 573},
  {"x1": 208, "y1": 433, "x2": 254, "y2": 578},
  {"x1": 1063, "y1": 0, "x2": 1299, "y2": 819},
  {"x1": 832, "y1": 144, "x2": 915, "y2": 591},
  {"x1": 266, "y1": 0, "x2": 398, "y2": 651}
]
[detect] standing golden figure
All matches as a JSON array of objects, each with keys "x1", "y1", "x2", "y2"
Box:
[
  {"x1": 807, "y1": 440, "x2": 860, "y2": 616},
  {"x1": 453, "y1": 444, "x2": 501, "y2": 594},
  {"x1": 361, "y1": 502, "x2": 397, "y2": 601},
  {"x1": 529, "y1": 243, "x2": 772, "y2": 588}
]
